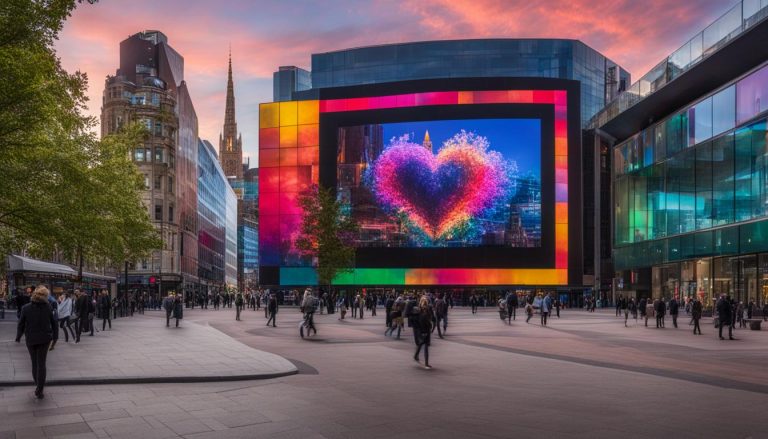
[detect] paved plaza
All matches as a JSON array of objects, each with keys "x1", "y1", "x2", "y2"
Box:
[{"x1": 1, "y1": 306, "x2": 767, "y2": 439}]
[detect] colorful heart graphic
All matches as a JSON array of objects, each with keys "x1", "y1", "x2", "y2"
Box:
[{"x1": 371, "y1": 131, "x2": 508, "y2": 239}]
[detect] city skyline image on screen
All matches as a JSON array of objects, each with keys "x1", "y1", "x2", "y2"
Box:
[{"x1": 337, "y1": 119, "x2": 541, "y2": 248}]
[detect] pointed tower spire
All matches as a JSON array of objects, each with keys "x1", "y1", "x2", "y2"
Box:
[{"x1": 219, "y1": 48, "x2": 243, "y2": 178}]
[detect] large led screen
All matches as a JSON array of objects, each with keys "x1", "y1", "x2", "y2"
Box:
[{"x1": 337, "y1": 119, "x2": 541, "y2": 248}]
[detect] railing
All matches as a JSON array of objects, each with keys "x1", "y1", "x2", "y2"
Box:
[{"x1": 590, "y1": 0, "x2": 768, "y2": 129}]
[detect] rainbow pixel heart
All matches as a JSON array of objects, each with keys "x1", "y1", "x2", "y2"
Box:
[{"x1": 371, "y1": 131, "x2": 508, "y2": 240}]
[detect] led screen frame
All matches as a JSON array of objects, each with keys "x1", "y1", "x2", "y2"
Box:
[{"x1": 259, "y1": 77, "x2": 581, "y2": 286}]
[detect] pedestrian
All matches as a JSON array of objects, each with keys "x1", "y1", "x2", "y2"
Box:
[
  {"x1": 737, "y1": 301, "x2": 746, "y2": 328},
  {"x1": 413, "y1": 296, "x2": 433, "y2": 369},
  {"x1": 73, "y1": 290, "x2": 88, "y2": 342},
  {"x1": 99, "y1": 290, "x2": 112, "y2": 331},
  {"x1": 56, "y1": 292, "x2": 76, "y2": 344},
  {"x1": 358, "y1": 294, "x2": 365, "y2": 320},
  {"x1": 235, "y1": 291, "x2": 244, "y2": 321},
  {"x1": 266, "y1": 293, "x2": 278, "y2": 327},
  {"x1": 763, "y1": 302, "x2": 768, "y2": 322},
  {"x1": 434, "y1": 293, "x2": 448, "y2": 338},
  {"x1": 716, "y1": 294, "x2": 734, "y2": 340},
  {"x1": 338, "y1": 294, "x2": 348, "y2": 320},
  {"x1": 692, "y1": 297, "x2": 702, "y2": 335},
  {"x1": 16, "y1": 287, "x2": 31, "y2": 319},
  {"x1": 163, "y1": 293, "x2": 175, "y2": 327},
  {"x1": 470, "y1": 294, "x2": 478, "y2": 314},
  {"x1": 506, "y1": 291, "x2": 518, "y2": 323},
  {"x1": 620, "y1": 296, "x2": 628, "y2": 326},
  {"x1": 541, "y1": 293, "x2": 552, "y2": 326},
  {"x1": 655, "y1": 298, "x2": 666, "y2": 328},
  {"x1": 385, "y1": 294, "x2": 395, "y2": 329},
  {"x1": 629, "y1": 298, "x2": 638, "y2": 324},
  {"x1": 386, "y1": 295, "x2": 405, "y2": 338},
  {"x1": 554, "y1": 297, "x2": 561, "y2": 318},
  {"x1": 525, "y1": 301, "x2": 533, "y2": 323},
  {"x1": 15, "y1": 285, "x2": 58, "y2": 399},
  {"x1": 371, "y1": 294, "x2": 377, "y2": 317},
  {"x1": 669, "y1": 296, "x2": 679, "y2": 328},
  {"x1": 173, "y1": 293, "x2": 183, "y2": 327},
  {"x1": 747, "y1": 299, "x2": 754, "y2": 320},
  {"x1": 616, "y1": 295, "x2": 622, "y2": 317},
  {"x1": 645, "y1": 299, "x2": 655, "y2": 327}
]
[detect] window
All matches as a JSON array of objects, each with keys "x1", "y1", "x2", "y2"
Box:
[
  {"x1": 142, "y1": 118, "x2": 152, "y2": 131},
  {"x1": 712, "y1": 86, "x2": 735, "y2": 136},
  {"x1": 154, "y1": 175, "x2": 161, "y2": 190},
  {"x1": 154, "y1": 122, "x2": 162, "y2": 136},
  {"x1": 689, "y1": 97, "x2": 712, "y2": 146},
  {"x1": 154, "y1": 148, "x2": 164, "y2": 163},
  {"x1": 151, "y1": 93, "x2": 160, "y2": 106},
  {"x1": 154, "y1": 204, "x2": 163, "y2": 221},
  {"x1": 143, "y1": 174, "x2": 149, "y2": 189},
  {"x1": 168, "y1": 205, "x2": 174, "y2": 223},
  {"x1": 695, "y1": 141, "x2": 713, "y2": 230},
  {"x1": 712, "y1": 133, "x2": 735, "y2": 226},
  {"x1": 134, "y1": 149, "x2": 145, "y2": 161},
  {"x1": 169, "y1": 153, "x2": 175, "y2": 169},
  {"x1": 737, "y1": 65, "x2": 768, "y2": 124},
  {"x1": 168, "y1": 176, "x2": 173, "y2": 193}
]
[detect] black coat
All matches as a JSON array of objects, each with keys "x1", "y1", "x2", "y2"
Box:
[
  {"x1": 75, "y1": 294, "x2": 90, "y2": 317},
  {"x1": 268, "y1": 297, "x2": 278, "y2": 313},
  {"x1": 415, "y1": 309, "x2": 433, "y2": 346},
  {"x1": 716, "y1": 298, "x2": 732, "y2": 324},
  {"x1": 669, "y1": 299, "x2": 679, "y2": 315},
  {"x1": 100, "y1": 295, "x2": 111, "y2": 314},
  {"x1": 16, "y1": 301, "x2": 58, "y2": 346},
  {"x1": 655, "y1": 300, "x2": 666, "y2": 316}
]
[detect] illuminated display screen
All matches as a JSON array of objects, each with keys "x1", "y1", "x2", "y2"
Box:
[{"x1": 337, "y1": 119, "x2": 541, "y2": 248}]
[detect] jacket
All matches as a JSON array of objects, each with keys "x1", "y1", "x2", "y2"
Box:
[
  {"x1": 58, "y1": 297, "x2": 73, "y2": 319},
  {"x1": 16, "y1": 300, "x2": 58, "y2": 346},
  {"x1": 75, "y1": 294, "x2": 90, "y2": 317},
  {"x1": 268, "y1": 297, "x2": 278, "y2": 313},
  {"x1": 691, "y1": 301, "x2": 703, "y2": 320},
  {"x1": 99, "y1": 295, "x2": 111, "y2": 314},
  {"x1": 716, "y1": 298, "x2": 732, "y2": 324},
  {"x1": 669, "y1": 299, "x2": 679, "y2": 315},
  {"x1": 173, "y1": 298, "x2": 183, "y2": 319}
]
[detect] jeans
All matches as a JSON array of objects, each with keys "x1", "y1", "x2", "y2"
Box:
[
  {"x1": 656, "y1": 315, "x2": 664, "y2": 328},
  {"x1": 693, "y1": 318, "x2": 701, "y2": 334},
  {"x1": 415, "y1": 340, "x2": 429, "y2": 366},
  {"x1": 541, "y1": 311, "x2": 549, "y2": 326},
  {"x1": 671, "y1": 314, "x2": 678, "y2": 328},
  {"x1": 102, "y1": 314, "x2": 111, "y2": 331},
  {"x1": 59, "y1": 317, "x2": 75, "y2": 342},
  {"x1": 267, "y1": 311, "x2": 276, "y2": 327},
  {"x1": 719, "y1": 320, "x2": 733, "y2": 338},
  {"x1": 27, "y1": 343, "x2": 49, "y2": 394},
  {"x1": 166, "y1": 310, "x2": 172, "y2": 327},
  {"x1": 507, "y1": 307, "x2": 516, "y2": 322},
  {"x1": 236, "y1": 305, "x2": 242, "y2": 321}
]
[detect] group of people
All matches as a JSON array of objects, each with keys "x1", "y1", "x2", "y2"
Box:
[
  {"x1": 14, "y1": 285, "x2": 112, "y2": 399},
  {"x1": 615, "y1": 293, "x2": 768, "y2": 339}
]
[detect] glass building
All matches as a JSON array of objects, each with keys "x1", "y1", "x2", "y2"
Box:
[
  {"x1": 598, "y1": 1, "x2": 768, "y2": 310},
  {"x1": 279, "y1": 39, "x2": 630, "y2": 125},
  {"x1": 197, "y1": 139, "x2": 236, "y2": 292}
]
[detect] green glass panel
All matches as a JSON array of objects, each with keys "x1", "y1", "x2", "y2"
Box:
[{"x1": 280, "y1": 267, "x2": 318, "y2": 285}]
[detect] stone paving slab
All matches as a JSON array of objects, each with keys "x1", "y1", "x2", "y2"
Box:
[{"x1": 0, "y1": 315, "x2": 297, "y2": 385}]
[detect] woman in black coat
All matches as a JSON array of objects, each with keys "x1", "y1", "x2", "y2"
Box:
[
  {"x1": 15, "y1": 286, "x2": 58, "y2": 399},
  {"x1": 413, "y1": 297, "x2": 434, "y2": 369}
]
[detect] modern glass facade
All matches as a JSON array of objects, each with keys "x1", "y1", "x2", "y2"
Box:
[
  {"x1": 606, "y1": 4, "x2": 768, "y2": 310},
  {"x1": 225, "y1": 181, "x2": 238, "y2": 287},
  {"x1": 197, "y1": 139, "x2": 232, "y2": 289},
  {"x1": 294, "y1": 39, "x2": 629, "y2": 125}
]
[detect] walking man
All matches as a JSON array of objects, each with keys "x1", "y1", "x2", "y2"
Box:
[
  {"x1": 669, "y1": 296, "x2": 680, "y2": 328},
  {"x1": 99, "y1": 290, "x2": 112, "y2": 331},
  {"x1": 235, "y1": 291, "x2": 244, "y2": 321},
  {"x1": 541, "y1": 293, "x2": 552, "y2": 326},
  {"x1": 506, "y1": 291, "x2": 518, "y2": 323},
  {"x1": 692, "y1": 297, "x2": 702, "y2": 335},
  {"x1": 717, "y1": 294, "x2": 734, "y2": 340},
  {"x1": 655, "y1": 298, "x2": 666, "y2": 328},
  {"x1": 434, "y1": 293, "x2": 448, "y2": 338},
  {"x1": 266, "y1": 293, "x2": 278, "y2": 327},
  {"x1": 163, "y1": 293, "x2": 175, "y2": 327}
]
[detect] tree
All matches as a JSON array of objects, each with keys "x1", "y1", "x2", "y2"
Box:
[
  {"x1": 0, "y1": 0, "x2": 159, "y2": 272},
  {"x1": 295, "y1": 185, "x2": 358, "y2": 292}
]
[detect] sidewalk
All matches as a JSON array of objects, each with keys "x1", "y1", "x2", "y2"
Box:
[{"x1": 0, "y1": 314, "x2": 297, "y2": 386}]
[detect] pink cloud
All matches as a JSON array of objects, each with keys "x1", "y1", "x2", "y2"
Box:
[{"x1": 55, "y1": 0, "x2": 732, "y2": 164}]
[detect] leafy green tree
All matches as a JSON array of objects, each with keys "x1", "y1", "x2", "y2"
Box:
[
  {"x1": 0, "y1": 0, "x2": 159, "y2": 274},
  {"x1": 295, "y1": 185, "x2": 358, "y2": 292}
]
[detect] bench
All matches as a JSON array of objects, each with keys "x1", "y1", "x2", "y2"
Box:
[{"x1": 745, "y1": 319, "x2": 762, "y2": 330}]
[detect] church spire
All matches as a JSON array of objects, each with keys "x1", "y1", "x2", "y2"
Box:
[
  {"x1": 224, "y1": 48, "x2": 236, "y2": 131},
  {"x1": 219, "y1": 48, "x2": 243, "y2": 179}
]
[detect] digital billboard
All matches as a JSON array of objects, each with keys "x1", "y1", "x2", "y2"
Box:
[
  {"x1": 259, "y1": 78, "x2": 581, "y2": 286},
  {"x1": 337, "y1": 119, "x2": 541, "y2": 248}
]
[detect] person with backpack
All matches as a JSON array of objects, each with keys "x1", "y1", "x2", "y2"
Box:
[
  {"x1": 235, "y1": 291, "x2": 244, "y2": 321},
  {"x1": 413, "y1": 296, "x2": 434, "y2": 369}
]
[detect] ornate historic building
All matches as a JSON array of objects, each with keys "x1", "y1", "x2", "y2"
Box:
[{"x1": 219, "y1": 53, "x2": 243, "y2": 179}]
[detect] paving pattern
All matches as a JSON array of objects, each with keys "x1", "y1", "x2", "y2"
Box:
[{"x1": 0, "y1": 306, "x2": 766, "y2": 439}]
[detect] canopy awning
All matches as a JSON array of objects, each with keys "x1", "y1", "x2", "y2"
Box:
[{"x1": 7, "y1": 254, "x2": 77, "y2": 276}]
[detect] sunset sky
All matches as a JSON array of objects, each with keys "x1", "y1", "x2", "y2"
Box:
[{"x1": 55, "y1": 0, "x2": 734, "y2": 165}]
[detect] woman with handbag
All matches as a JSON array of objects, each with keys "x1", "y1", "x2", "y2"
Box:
[{"x1": 15, "y1": 285, "x2": 58, "y2": 399}]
